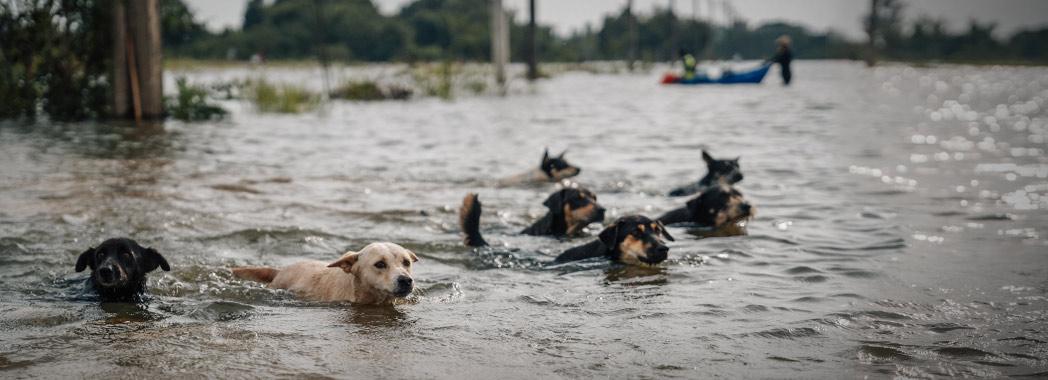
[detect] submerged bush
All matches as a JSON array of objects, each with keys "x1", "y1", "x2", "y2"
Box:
[
  {"x1": 331, "y1": 80, "x2": 413, "y2": 101},
  {"x1": 247, "y1": 79, "x2": 319, "y2": 113},
  {"x1": 166, "y1": 77, "x2": 227, "y2": 121},
  {"x1": 331, "y1": 81, "x2": 384, "y2": 101}
]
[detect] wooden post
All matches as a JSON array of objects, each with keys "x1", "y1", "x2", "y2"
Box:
[
  {"x1": 490, "y1": 0, "x2": 508, "y2": 91},
  {"x1": 525, "y1": 0, "x2": 538, "y2": 81},
  {"x1": 112, "y1": 0, "x2": 162, "y2": 120},
  {"x1": 128, "y1": 0, "x2": 163, "y2": 119}
]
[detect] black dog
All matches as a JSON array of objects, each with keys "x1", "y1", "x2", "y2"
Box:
[
  {"x1": 658, "y1": 183, "x2": 754, "y2": 229},
  {"x1": 460, "y1": 187, "x2": 606, "y2": 247},
  {"x1": 555, "y1": 215, "x2": 675, "y2": 265},
  {"x1": 668, "y1": 151, "x2": 743, "y2": 197},
  {"x1": 75, "y1": 238, "x2": 170, "y2": 301},
  {"x1": 497, "y1": 148, "x2": 581, "y2": 186}
]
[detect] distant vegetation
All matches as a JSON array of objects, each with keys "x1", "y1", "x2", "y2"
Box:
[
  {"x1": 3, "y1": 0, "x2": 1048, "y2": 121},
  {"x1": 164, "y1": 0, "x2": 1048, "y2": 64}
]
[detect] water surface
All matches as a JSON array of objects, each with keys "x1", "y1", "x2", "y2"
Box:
[{"x1": 1, "y1": 61, "x2": 1046, "y2": 378}]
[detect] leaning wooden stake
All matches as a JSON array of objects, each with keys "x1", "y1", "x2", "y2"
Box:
[{"x1": 126, "y1": 34, "x2": 143, "y2": 124}]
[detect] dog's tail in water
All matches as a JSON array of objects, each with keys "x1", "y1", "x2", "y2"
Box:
[
  {"x1": 459, "y1": 193, "x2": 489, "y2": 247},
  {"x1": 231, "y1": 267, "x2": 279, "y2": 283}
]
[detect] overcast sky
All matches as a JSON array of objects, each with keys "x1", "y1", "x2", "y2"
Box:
[{"x1": 185, "y1": 0, "x2": 1048, "y2": 40}]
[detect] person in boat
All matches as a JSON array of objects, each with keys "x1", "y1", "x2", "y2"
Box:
[
  {"x1": 764, "y1": 35, "x2": 793, "y2": 85},
  {"x1": 678, "y1": 49, "x2": 698, "y2": 81}
]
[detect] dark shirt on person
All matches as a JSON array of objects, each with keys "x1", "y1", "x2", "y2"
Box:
[{"x1": 766, "y1": 47, "x2": 793, "y2": 85}]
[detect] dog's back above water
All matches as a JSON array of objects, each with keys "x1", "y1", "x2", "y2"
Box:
[
  {"x1": 232, "y1": 242, "x2": 419, "y2": 305},
  {"x1": 668, "y1": 151, "x2": 743, "y2": 197},
  {"x1": 75, "y1": 238, "x2": 170, "y2": 302},
  {"x1": 496, "y1": 148, "x2": 581, "y2": 186}
]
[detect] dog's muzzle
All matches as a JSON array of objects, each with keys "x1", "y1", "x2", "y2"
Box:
[
  {"x1": 96, "y1": 263, "x2": 126, "y2": 286},
  {"x1": 641, "y1": 245, "x2": 669, "y2": 264},
  {"x1": 393, "y1": 276, "x2": 414, "y2": 297}
]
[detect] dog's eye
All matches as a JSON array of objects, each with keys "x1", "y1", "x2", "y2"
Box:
[
  {"x1": 123, "y1": 252, "x2": 132, "y2": 260},
  {"x1": 403, "y1": 260, "x2": 410, "y2": 267},
  {"x1": 374, "y1": 261, "x2": 387, "y2": 269}
]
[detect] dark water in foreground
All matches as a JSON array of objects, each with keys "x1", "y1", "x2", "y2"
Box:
[{"x1": 1, "y1": 61, "x2": 1046, "y2": 378}]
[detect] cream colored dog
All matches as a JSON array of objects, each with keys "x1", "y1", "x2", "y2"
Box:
[{"x1": 231, "y1": 242, "x2": 419, "y2": 304}]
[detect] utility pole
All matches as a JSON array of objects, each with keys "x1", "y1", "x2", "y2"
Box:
[
  {"x1": 490, "y1": 0, "x2": 509, "y2": 91},
  {"x1": 526, "y1": 0, "x2": 538, "y2": 81},
  {"x1": 865, "y1": 0, "x2": 880, "y2": 66},
  {"x1": 112, "y1": 0, "x2": 163, "y2": 122},
  {"x1": 627, "y1": 0, "x2": 636, "y2": 71}
]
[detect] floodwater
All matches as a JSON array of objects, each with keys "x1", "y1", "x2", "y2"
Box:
[{"x1": 1, "y1": 61, "x2": 1046, "y2": 378}]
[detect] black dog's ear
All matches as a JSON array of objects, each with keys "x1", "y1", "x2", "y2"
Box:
[
  {"x1": 541, "y1": 148, "x2": 550, "y2": 164},
  {"x1": 557, "y1": 150, "x2": 567, "y2": 159},
  {"x1": 598, "y1": 221, "x2": 621, "y2": 249},
  {"x1": 141, "y1": 247, "x2": 171, "y2": 272},
  {"x1": 75, "y1": 247, "x2": 95, "y2": 272},
  {"x1": 702, "y1": 151, "x2": 714, "y2": 164},
  {"x1": 542, "y1": 189, "x2": 567, "y2": 211},
  {"x1": 656, "y1": 221, "x2": 675, "y2": 241},
  {"x1": 735, "y1": 156, "x2": 741, "y2": 163}
]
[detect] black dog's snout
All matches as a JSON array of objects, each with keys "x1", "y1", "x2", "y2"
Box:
[
  {"x1": 741, "y1": 203, "x2": 752, "y2": 212},
  {"x1": 98, "y1": 266, "x2": 115, "y2": 280},
  {"x1": 595, "y1": 206, "x2": 607, "y2": 219},
  {"x1": 647, "y1": 244, "x2": 669, "y2": 263},
  {"x1": 733, "y1": 172, "x2": 744, "y2": 182}
]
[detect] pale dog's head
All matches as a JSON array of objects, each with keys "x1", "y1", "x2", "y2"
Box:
[{"x1": 327, "y1": 242, "x2": 419, "y2": 298}]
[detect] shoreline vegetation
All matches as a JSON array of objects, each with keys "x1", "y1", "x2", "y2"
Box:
[{"x1": 3, "y1": 0, "x2": 1047, "y2": 121}]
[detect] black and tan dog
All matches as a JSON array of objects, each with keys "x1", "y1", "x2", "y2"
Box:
[
  {"x1": 75, "y1": 238, "x2": 171, "y2": 302},
  {"x1": 497, "y1": 148, "x2": 581, "y2": 186},
  {"x1": 658, "y1": 183, "x2": 754, "y2": 236},
  {"x1": 555, "y1": 215, "x2": 675, "y2": 265},
  {"x1": 460, "y1": 187, "x2": 606, "y2": 247},
  {"x1": 668, "y1": 151, "x2": 743, "y2": 197}
]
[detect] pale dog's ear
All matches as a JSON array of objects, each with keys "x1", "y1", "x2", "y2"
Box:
[
  {"x1": 327, "y1": 251, "x2": 360, "y2": 273},
  {"x1": 406, "y1": 250, "x2": 419, "y2": 263}
]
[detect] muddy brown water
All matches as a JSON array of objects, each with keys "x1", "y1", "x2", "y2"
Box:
[{"x1": 1, "y1": 61, "x2": 1046, "y2": 378}]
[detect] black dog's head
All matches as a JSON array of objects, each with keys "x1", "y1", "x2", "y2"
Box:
[
  {"x1": 75, "y1": 238, "x2": 170, "y2": 299},
  {"x1": 543, "y1": 187, "x2": 606, "y2": 235},
  {"x1": 685, "y1": 184, "x2": 754, "y2": 227},
  {"x1": 702, "y1": 151, "x2": 743, "y2": 185},
  {"x1": 598, "y1": 215, "x2": 675, "y2": 265},
  {"x1": 540, "y1": 148, "x2": 580, "y2": 180}
]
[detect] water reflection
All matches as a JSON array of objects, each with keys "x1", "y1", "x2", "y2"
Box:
[
  {"x1": 602, "y1": 265, "x2": 668, "y2": 285},
  {"x1": 342, "y1": 304, "x2": 411, "y2": 329}
]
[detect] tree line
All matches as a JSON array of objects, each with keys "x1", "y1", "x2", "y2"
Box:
[{"x1": 164, "y1": 0, "x2": 1048, "y2": 64}]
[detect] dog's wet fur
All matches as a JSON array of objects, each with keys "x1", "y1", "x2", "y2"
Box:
[
  {"x1": 668, "y1": 151, "x2": 743, "y2": 197},
  {"x1": 658, "y1": 183, "x2": 754, "y2": 229},
  {"x1": 75, "y1": 238, "x2": 170, "y2": 302},
  {"x1": 231, "y1": 242, "x2": 418, "y2": 304},
  {"x1": 555, "y1": 215, "x2": 675, "y2": 266},
  {"x1": 497, "y1": 148, "x2": 581, "y2": 186},
  {"x1": 460, "y1": 187, "x2": 606, "y2": 247}
]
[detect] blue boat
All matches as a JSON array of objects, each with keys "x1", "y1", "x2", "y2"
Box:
[{"x1": 661, "y1": 64, "x2": 771, "y2": 85}]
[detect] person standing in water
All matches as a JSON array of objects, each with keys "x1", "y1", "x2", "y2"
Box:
[
  {"x1": 679, "y1": 49, "x2": 697, "y2": 81},
  {"x1": 765, "y1": 35, "x2": 793, "y2": 85}
]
